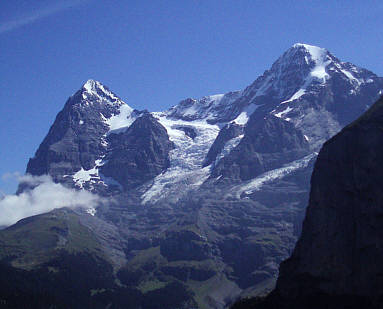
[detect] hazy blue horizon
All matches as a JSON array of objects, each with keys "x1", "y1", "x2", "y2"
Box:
[{"x1": 1, "y1": 0, "x2": 383, "y2": 194}]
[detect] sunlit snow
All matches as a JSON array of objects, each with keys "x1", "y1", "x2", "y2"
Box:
[
  {"x1": 214, "y1": 134, "x2": 244, "y2": 166},
  {"x1": 105, "y1": 104, "x2": 135, "y2": 133},
  {"x1": 83, "y1": 79, "x2": 121, "y2": 103},
  {"x1": 166, "y1": 92, "x2": 241, "y2": 121},
  {"x1": 86, "y1": 207, "x2": 97, "y2": 216},
  {"x1": 233, "y1": 104, "x2": 259, "y2": 125},
  {"x1": 227, "y1": 152, "x2": 317, "y2": 199},
  {"x1": 274, "y1": 106, "x2": 293, "y2": 118},
  {"x1": 280, "y1": 89, "x2": 306, "y2": 104},
  {"x1": 340, "y1": 69, "x2": 362, "y2": 86},
  {"x1": 72, "y1": 159, "x2": 104, "y2": 189},
  {"x1": 141, "y1": 114, "x2": 221, "y2": 204}
]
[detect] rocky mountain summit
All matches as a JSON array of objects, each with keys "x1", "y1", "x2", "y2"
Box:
[{"x1": 3, "y1": 44, "x2": 383, "y2": 308}]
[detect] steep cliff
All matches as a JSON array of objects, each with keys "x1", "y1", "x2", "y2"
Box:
[
  {"x1": 276, "y1": 95, "x2": 383, "y2": 307},
  {"x1": 234, "y1": 96, "x2": 383, "y2": 308}
]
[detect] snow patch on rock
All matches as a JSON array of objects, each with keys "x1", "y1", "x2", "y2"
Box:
[
  {"x1": 228, "y1": 152, "x2": 317, "y2": 199},
  {"x1": 105, "y1": 104, "x2": 135, "y2": 133},
  {"x1": 234, "y1": 104, "x2": 259, "y2": 125},
  {"x1": 72, "y1": 159, "x2": 104, "y2": 189},
  {"x1": 274, "y1": 106, "x2": 293, "y2": 118},
  {"x1": 165, "y1": 91, "x2": 242, "y2": 122},
  {"x1": 214, "y1": 134, "x2": 244, "y2": 167}
]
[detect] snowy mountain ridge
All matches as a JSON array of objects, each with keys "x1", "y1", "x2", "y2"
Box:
[
  {"x1": 14, "y1": 43, "x2": 383, "y2": 309},
  {"x1": 50, "y1": 43, "x2": 383, "y2": 201}
]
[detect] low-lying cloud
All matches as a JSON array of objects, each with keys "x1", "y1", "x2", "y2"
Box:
[{"x1": 0, "y1": 174, "x2": 102, "y2": 227}]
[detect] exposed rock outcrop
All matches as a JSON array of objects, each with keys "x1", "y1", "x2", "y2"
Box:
[
  {"x1": 203, "y1": 122, "x2": 244, "y2": 167},
  {"x1": 211, "y1": 114, "x2": 310, "y2": 181},
  {"x1": 275, "y1": 96, "x2": 383, "y2": 306},
  {"x1": 100, "y1": 114, "x2": 173, "y2": 190},
  {"x1": 234, "y1": 96, "x2": 383, "y2": 308}
]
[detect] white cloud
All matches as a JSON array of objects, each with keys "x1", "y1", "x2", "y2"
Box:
[
  {"x1": 0, "y1": 0, "x2": 89, "y2": 34},
  {"x1": 0, "y1": 174, "x2": 102, "y2": 227}
]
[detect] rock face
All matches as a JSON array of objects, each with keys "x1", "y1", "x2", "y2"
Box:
[
  {"x1": 23, "y1": 80, "x2": 138, "y2": 193},
  {"x1": 26, "y1": 80, "x2": 125, "y2": 178},
  {"x1": 6, "y1": 44, "x2": 383, "y2": 308},
  {"x1": 203, "y1": 122, "x2": 243, "y2": 167},
  {"x1": 274, "y1": 95, "x2": 383, "y2": 306},
  {"x1": 211, "y1": 113, "x2": 310, "y2": 181},
  {"x1": 100, "y1": 113, "x2": 174, "y2": 190}
]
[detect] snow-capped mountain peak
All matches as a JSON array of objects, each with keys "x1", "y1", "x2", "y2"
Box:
[
  {"x1": 76, "y1": 80, "x2": 136, "y2": 132},
  {"x1": 161, "y1": 43, "x2": 382, "y2": 151},
  {"x1": 289, "y1": 43, "x2": 374, "y2": 87},
  {"x1": 82, "y1": 79, "x2": 100, "y2": 92},
  {"x1": 80, "y1": 79, "x2": 125, "y2": 108},
  {"x1": 294, "y1": 43, "x2": 331, "y2": 80},
  {"x1": 164, "y1": 44, "x2": 335, "y2": 125},
  {"x1": 240, "y1": 43, "x2": 380, "y2": 109},
  {"x1": 292, "y1": 43, "x2": 328, "y2": 61},
  {"x1": 271, "y1": 43, "x2": 332, "y2": 85}
]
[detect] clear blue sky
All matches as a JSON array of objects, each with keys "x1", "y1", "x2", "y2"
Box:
[{"x1": 1, "y1": 0, "x2": 383, "y2": 194}]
